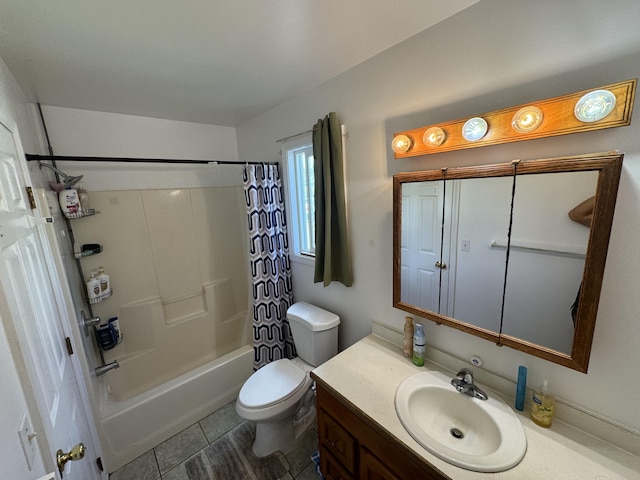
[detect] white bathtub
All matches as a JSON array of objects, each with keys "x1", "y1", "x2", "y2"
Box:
[{"x1": 99, "y1": 344, "x2": 253, "y2": 472}]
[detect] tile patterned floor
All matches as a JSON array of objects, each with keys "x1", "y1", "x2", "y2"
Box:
[{"x1": 109, "y1": 401, "x2": 320, "y2": 480}]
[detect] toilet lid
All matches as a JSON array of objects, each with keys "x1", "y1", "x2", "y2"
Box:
[{"x1": 239, "y1": 358, "x2": 307, "y2": 409}]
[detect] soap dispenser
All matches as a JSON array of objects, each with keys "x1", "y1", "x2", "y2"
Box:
[
  {"x1": 86, "y1": 271, "x2": 101, "y2": 301},
  {"x1": 531, "y1": 379, "x2": 556, "y2": 427},
  {"x1": 97, "y1": 266, "x2": 111, "y2": 295}
]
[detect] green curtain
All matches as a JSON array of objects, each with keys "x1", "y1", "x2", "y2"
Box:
[{"x1": 313, "y1": 112, "x2": 353, "y2": 287}]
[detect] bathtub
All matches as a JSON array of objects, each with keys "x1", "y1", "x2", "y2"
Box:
[{"x1": 99, "y1": 344, "x2": 253, "y2": 472}]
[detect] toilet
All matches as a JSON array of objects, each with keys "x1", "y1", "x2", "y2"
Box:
[{"x1": 236, "y1": 302, "x2": 340, "y2": 456}]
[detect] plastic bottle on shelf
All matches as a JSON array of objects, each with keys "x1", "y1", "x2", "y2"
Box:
[
  {"x1": 412, "y1": 323, "x2": 425, "y2": 366},
  {"x1": 403, "y1": 316, "x2": 414, "y2": 357},
  {"x1": 108, "y1": 317, "x2": 122, "y2": 343},
  {"x1": 515, "y1": 365, "x2": 527, "y2": 411},
  {"x1": 86, "y1": 271, "x2": 101, "y2": 301},
  {"x1": 77, "y1": 185, "x2": 90, "y2": 213},
  {"x1": 59, "y1": 188, "x2": 80, "y2": 217},
  {"x1": 531, "y1": 379, "x2": 556, "y2": 427},
  {"x1": 97, "y1": 266, "x2": 111, "y2": 295}
]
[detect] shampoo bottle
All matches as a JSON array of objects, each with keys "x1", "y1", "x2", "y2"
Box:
[
  {"x1": 86, "y1": 271, "x2": 101, "y2": 301},
  {"x1": 403, "y1": 316, "x2": 414, "y2": 357},
  {"x1": 412, "y1": 323, "x2": 425, "y2": 366},
  {"x1": 97, "y1": 266, "x2": 111, "y2": 295},
  {"x1": 59, "y1": 188, "x2": 80, "y2": 217},
  {"x1": 531, "y1": 379, "x2": 556, "y2": 427},
  {"x1": 109, "y1": 317, "x2": 122, "y2": 343}
]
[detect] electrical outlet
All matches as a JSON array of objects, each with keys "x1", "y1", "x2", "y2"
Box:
[
  {"x1": 18, "y1": 413, "x2": 36, "y2": 470},
  {"x1": 461, "y1": 239, "x2": 471, "y2": 251}
]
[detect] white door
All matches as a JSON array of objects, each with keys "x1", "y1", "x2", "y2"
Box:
[
  {"x1": 400, "y1": 181, "x2": 444, "y2": 312},
  {"x1": 0, "y1": 115, "x2": 102, "y2": 479},
  {"x1": 400, "y1": 180, "x2": 457, "y2": 315}
]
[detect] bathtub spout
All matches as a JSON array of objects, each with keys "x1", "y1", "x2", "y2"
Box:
[{"x1": 95, "y1": 361, "x2": 119, "y2": 377}]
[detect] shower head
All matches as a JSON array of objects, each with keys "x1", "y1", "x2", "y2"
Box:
[{"x1": 38, "y1": 161, "x2": 84, "y2": 187}]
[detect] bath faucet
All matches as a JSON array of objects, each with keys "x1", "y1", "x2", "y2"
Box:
[
  {"x1": 95, "y1": 360, "x2": 119, "y2": 377},
  {"x1": 451, "y1": 368, "x2": 488, "y2": 400}
]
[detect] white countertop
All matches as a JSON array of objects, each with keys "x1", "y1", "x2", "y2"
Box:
[{"x1": 311, "y1": 334, "x2": 640, "y2": 479}]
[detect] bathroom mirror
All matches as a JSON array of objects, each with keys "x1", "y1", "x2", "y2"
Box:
[{"x1": 393, "y1": 152, "x2": 623, "y2": 372}]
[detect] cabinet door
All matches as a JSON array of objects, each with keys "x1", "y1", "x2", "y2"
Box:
[
  {"x1": 318, "y1": 407, "x2": 357, "y2": 474},
  {"x1": 320, "y1": 450, "x2": 355, "y2": 480},
  {"x1": 360, "y1": 447, "x2": 401, "y2": 480}
]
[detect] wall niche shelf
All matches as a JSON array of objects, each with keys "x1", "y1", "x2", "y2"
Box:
[{"x1": 392, "y1": 78, "x2": 636, "y2": 158}]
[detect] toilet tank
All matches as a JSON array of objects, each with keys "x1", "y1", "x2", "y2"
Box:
[{"x1": 287, "y1": 302, "x2": 340, "y2": 367}]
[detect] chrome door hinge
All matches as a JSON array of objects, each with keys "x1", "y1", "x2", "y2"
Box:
[
  {"x1": 26, "y1": 186, "x2": 37, "y2": 209},
  {"x1": 65, "y1": 337, "x2": 74, "y2": 356}
]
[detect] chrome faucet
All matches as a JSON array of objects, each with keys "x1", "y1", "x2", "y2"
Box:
[
  {"x1": 451, "y1": 367, "x2": 488, "y2": 400},
  {"x1": 95, "y1": 360, "x2": 119, "y2": 377}
]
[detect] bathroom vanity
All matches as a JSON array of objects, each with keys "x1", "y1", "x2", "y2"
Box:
[
  {"x1": 311, "y1": 334, "x2": 640, "y2": 479},
  {"x1": 316, "y1": 381, "x2": 446, "y2": 479}
]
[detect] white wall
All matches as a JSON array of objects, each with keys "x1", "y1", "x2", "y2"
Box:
[
  {"x1": 0, "y1": 56, "x2": 48, "y2": 479},
  {"x1": 236, "y1": 0, "x2": 640, "y2": 434},
  {"x1": 40, "y1": 106, "x2": 239, "y2": 160},
  {"x1": 39, "y1": 106, "x2": 240, "y2": 191}
]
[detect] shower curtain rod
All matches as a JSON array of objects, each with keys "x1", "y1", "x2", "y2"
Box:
[
  {"x1": 275, "y1": 129, "x2": 313, "y2": 143},
  {"x1": 26, "y1": 154, "x2": 278, "y2": 166}
]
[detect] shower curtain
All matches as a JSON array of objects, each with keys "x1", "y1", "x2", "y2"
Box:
[{"x1": 243, "y1": 164, "x2": 296, "y2": 370}]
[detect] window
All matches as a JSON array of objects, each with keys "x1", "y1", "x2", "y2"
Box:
[{"x1": 283, "y1": 136, "x2": 315, "y2": 260}]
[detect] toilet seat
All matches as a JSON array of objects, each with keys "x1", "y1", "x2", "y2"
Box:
[{"x1": 238, "y1": 358, "x2": 308, "y2": 410}]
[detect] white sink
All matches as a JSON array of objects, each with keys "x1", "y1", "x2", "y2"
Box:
[{"x1": 395, "y1": 371, "x2": 527, "y2": 472}]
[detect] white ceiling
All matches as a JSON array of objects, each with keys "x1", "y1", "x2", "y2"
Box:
[{"x1": 0, "y1": 0, "x2": 480, "y2": 126}]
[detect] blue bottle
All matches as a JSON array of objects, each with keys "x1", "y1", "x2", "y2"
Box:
[{"x1": 515, "y1": 365, "x2": 527, "y2": 411}]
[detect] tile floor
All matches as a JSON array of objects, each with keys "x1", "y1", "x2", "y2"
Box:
[{"x1": 109, "y1": 401, "x2": 320, "y2": 480}]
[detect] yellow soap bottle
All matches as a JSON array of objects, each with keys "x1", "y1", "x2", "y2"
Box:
[{"x1": 530, "y1": 379, "x2": 556, "y2": 428}]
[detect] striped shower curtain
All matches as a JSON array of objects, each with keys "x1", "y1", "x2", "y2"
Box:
[{"x1": 243, "y1": 164, "x2": 296, "y2": 370}]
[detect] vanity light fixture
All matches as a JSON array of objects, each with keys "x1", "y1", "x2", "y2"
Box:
[
  {"x1": 423, "y1": 127, "x2": 446, "y2": 146},
  {"x1": 391, "y1": 79, "x2": 635, "y2": 158},
  {"x1": 391, "y1": 134, "x2": 413, "y2": 154},
  {"x1": 511, "y1": 106, "x2": 543, "y2": 133},
  {"x1": 574, "y1": 89, "x2": 617, "y2": 123},
  {"x1": 462, "y1": 117, "x2": 488, "y2": 142}
]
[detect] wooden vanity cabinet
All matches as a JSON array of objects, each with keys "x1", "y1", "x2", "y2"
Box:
[{"x1": 314, "y1": 379, "x2": 450, "y2": 480}]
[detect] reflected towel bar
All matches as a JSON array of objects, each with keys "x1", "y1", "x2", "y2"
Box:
[{"x1": 489, "y1": 240, "x2": 586, "y2": 259}]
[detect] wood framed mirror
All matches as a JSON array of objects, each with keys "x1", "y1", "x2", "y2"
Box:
[{"x1": 393, "y1": 152, "x2": 623, "y2": 372}]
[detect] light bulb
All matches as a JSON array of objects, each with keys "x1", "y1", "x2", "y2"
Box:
[{"x1": 391, "y1": 134, "x2": 413, "y2": 154}]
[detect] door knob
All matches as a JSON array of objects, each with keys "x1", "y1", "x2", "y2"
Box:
[
  {"x1": 435, "y1": 261, "x2": 447, "y2": 269},
  {"x1": 57, "y1": 442, "x2": 85, "y2": 476}
]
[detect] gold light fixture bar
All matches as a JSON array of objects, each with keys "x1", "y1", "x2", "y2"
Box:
[{"x1": 392, "y1": 78, "x2": 636, "y2": 158}]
